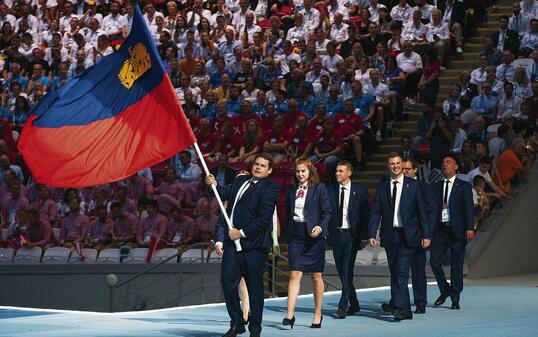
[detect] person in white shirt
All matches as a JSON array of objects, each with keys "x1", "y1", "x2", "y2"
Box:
[
  {"x1": 520, "y1": 18, "x2": 538, "y2": 57},
  {"x1": 497, "y1": 81, "x2": 523, "y2": 120},
  {"x1": 363, "y1": 69, "x2": 391, "y2": 138},
  {"x1": 233, "y1": 0, "x2": 257, "y2": 33},
  {"x1": 299, "y1": 0, "x2": 320, "y2": 32},
  {"x1": 368, "y1": 0, "x2": 385, "y2": 23},
  {"x1": 143, "y1": 2, "x2": 164, "y2": 31},
  {"x1": 413, "y1": 0, "x2": 434, "y2": 24},
  {"x1": 322, "y1": 42, "x2": 344, "y2": 74},
  {"x1": 239, "y1": 11, "x2": 261, "y2": 45},
  {"x1": 495, "y1": 50, "x2": 515, "y2": 83},
  {"x1": 396, "y1": 41, "x2": 423, "y2": 99},
  {"x1": 526, "y1": 48, "x2": 538, "y2": 82},
  {"x1": 286, "y1": 13, "x2": 309, "y2": 44},
  {"x1": 102, "y1": 1, "x2": 126, "y2": 37},
  {"x1": 83, "y1": 17, "x2": 105, "y2": 48},
  {"x1": 59, "y1": 2, "x2": 78, "y2": 33},
  {"x1": 464, "y1": 155, "x2": 506, "y2": 198},
  {"x1": 305, "y1": 58, "x2": 330, "y2": 84},
  {"x1": 426, "y1": 9, "x2": 450, "y2": 66},
  {"x1": 509, "y1": 2, "x2": 530, "y2": 38},
  {"x1": 278, "y1": 40, "x2": 302, "y2": 75},
  {"x1": 470, "y1": 54, "x2": 489, "y2": 86},
  {"x1": 330, "y1": 12, "x2": 349, "y2": 45},
  {"x1": 449, "y1": 114, "x2": 467, "y2": 154},
  {"x1": 402, "y1": 10, "x2": 427, "y2": 45},
  {"x1": 187, "y1": 0, "x2": 212, "y2": 28},
  {"x1": 441, "y1": 0, "x2": 464, "y2": 53},
  {"x1": 327, "y1": 0, "x2": 349, "y2": 24},
  {"x1": 442, "y1": 85, "x2": 462, "y2": 117},
  {"x1": 391, "y1": 0, "x2": 413, "y2": 24},
  {"x1": 0, "y1": 4, "x2": 16, "y2": 29},
  {"x1": 15, "y1": 3, "x2": 39, "y2": 34}
]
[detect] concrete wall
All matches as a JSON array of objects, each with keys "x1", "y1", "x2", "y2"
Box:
[{"x1": 467, "y1": 166, "x2": 538, "y2": 278}]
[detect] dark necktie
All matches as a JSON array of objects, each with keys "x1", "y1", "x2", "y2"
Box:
[
  {"x1": 338, "y1": 186, "x2": 345, "y2": 228},
  {"x1": 391, "y1": 181, "x2": 398, "y2": 226},
  {"x1": 443, "y1": 180, "x2": 450, "y2": 206}
]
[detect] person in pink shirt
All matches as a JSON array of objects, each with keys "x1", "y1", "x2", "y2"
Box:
[
  {"x1": 155, "y1": 168, "x2": 186, "y2": 214},
  {"x1": 2, "y1": 182, "x2": 30, "y2": 225},
  {"x1": 136, "y1": 199, "x2": 168, "y2": 247},
  {"x1": 24, "y1": 208, "x2": 52, "y2": 248},
  {"x1": 60, "y1": 197, "x2": 90, "y2": 251},
  {"x1": 31, "y1": 185, "x2": 59, "y2": 227},
  {"x1": 195, "y1": 201, "x2": 217, "y2": 243},
  {"x1": 183, "y1": 177, "x2": 207, "y2": 209},
  {"x1": 113, "y1": 184, "x2": 138, "y2": 216},
  {"x1": 125, "y1": 173, "x2": 154, "y2": 201},
  {"x1": 85, "y1": 205, "x2": 113, "y2": 252},
  {"x1": 109, "y1": 201, "x2": 139, "y2": 247},
  {"x1": 167, "y1": 206, "x2": 195, "y2": 250},
  {"x1": 87, "y1": 187, "x2": 111, "y2": 219}
]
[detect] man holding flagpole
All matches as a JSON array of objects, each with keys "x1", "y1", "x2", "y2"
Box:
[{"x1": 206, "y1": 152, "x2": 279, "y2": 337}]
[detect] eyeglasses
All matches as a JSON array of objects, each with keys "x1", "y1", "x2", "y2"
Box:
[{"x1": 402, "y1": 168, "x2": 414, "y2": 172}]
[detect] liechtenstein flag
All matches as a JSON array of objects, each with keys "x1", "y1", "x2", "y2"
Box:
[{"x1": 18, "y1": 5, "x2": 196, "y2": 188}]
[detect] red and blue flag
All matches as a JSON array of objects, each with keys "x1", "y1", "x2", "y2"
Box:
[{"x1": 18, "y1": 5, "x2": 195, "y2": 188}]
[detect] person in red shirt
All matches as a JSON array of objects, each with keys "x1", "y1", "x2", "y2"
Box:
[
  {"x1": 263, "y1": 114, "x2": 290, "y2": 164},
  {"x1": 308, "y1": 103, "x2": 328, "y2": 134},
  {"x1": 232, "y1": 100, "x2": 262, "y2": 135},
  {"x1": 214, "y1": 121, "x2": 242, "y2": 159},
  {"x1": 309, "y1": 117, "x2": 344, "y2": 179},
  {"x1": 237, "y1": 119, "x2": 265, "y2": 163},
  {"x1": 195, "y1": 118, "x2": 218, "y2": 159},
  {"x1": 334, "y1": 99, "x2": 366, "y2": 170},
  {"x1": 211, "y1": 100, "x2": 233, "y2": 133},
  {"x1": 286, "y1": 115, "x2": 315, "y2": 161},
  {"x1": 282, "y1": 98, "x2": 308, "y2": 130},
  {"x1": 260, "y1": 103, "x2": 278, "y2": 131}
]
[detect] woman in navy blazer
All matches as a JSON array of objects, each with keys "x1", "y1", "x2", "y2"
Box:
[{"x1": 282, "y1": 157, "x2": 333, "y2": 329}]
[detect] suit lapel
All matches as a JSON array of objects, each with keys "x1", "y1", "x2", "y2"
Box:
[
  {"x1": 347, "y1": 184, "x2": 356, "y2": 216},
  {"x1": 383, "y1": 179, "x2": 393, "y2": 211}
]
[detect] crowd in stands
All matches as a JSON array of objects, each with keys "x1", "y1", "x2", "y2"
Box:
[{"x1": 0, "y1": 0, "x2": 537, "y2": 256}]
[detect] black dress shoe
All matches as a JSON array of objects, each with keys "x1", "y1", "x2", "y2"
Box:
[
  {"x1": 381, "y1": 302, "x2": 396, "y2": 314},
  {"x1": 282, "y1": 316, "x2": 295, "y2": 329},
  {"x1": 451, "y1": 303, "x2": 460, "y2": 310},
  {"x1": 434, "y1": 293, "x2": 449, "y2": 306},
  {"x1": 336, "y1": 307, "x2": 347, "y2": 319},
  {"x1": 310, "y1": 316, "x2": 323, "y2": 328},
  {"x1": 221, "y1": 325, "x2": 246, "y2": 337},
  {"x1": 392, "y1": 309, "x2": 413, "y2": 321},
  {"x1": 414, "y1": 307, "x2": 426, "y2": 314},
  {"x1": 249, "y1": 334, "x2": 260, "y2": 337},
  {"x1": 347, "y1": 305, "x2": 360, "y2": 316}
]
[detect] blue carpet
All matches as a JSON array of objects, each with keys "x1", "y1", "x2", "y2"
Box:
[{"x1": 0, "y1": 285, "x2": 536, "y2": 337}]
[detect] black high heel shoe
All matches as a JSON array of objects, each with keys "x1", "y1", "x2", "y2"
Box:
[
  {"x1": 282, "y1": 316, "x2": 295, "y2": 329},
  {"x1": 310, "y1": 316, "x2": 323, "y2": 329}
]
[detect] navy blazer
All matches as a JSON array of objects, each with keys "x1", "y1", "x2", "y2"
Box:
[
  {"x1": 433, "y1": 177, "x2": 474, "y2": 240},
  {"x1": 285, "y1": 183, "x2": 333, "y2": 239},
  {"x1": 368, "y1": 176, "x2": 431, "y2": 248},
  {"x1": 215, "y1": 175, "x2": 280, "y2": 250},
  {"x1": 327, "y1": 183, "x2": 370, "y2": 245},
  {"x1": 419, "y1": 180, "x2": 438, "y2": 234}
]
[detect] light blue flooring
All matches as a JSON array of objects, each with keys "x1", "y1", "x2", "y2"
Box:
[{"x1": 0, "y1": 285, "x2": 537, "y2": 337}]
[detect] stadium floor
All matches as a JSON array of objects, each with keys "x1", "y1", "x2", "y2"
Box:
[{"x1": 0, "y1": 284, "x2": 537, "y2": 337}]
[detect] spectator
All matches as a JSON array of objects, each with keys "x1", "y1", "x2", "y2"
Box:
[
  {"x1": 489, "y1": 124, "x2": 510, "y2": 158},
  {"x1": 482, "y1": 35, "x2": 503, "y2": 67},
  {"x1": 31, "y1": 185, "x2": 59, "y2": 226},
  {"x1": 263, "y1": 114, "x2": 289, "y2": 164},
  {"x1": 109, "y1": 201, "x2": 138, "y2": 248},
  {"x1": 520, "y1": 18, "x2": 538, "y2": 57},
  {"x1": 172, "y1": 150, "x2": 202, "y2": 184},
  {"x1": 0, "y1": 154, "x2": 23, "y2": 184},
  {"x1": 497, "y1": 137, "x2": 534, "y2": 193},
  {"x1": 309, "y1": 117, "x2": 343, "y2": 177},
  {"x1": 59, "y1": 197, "x2": 90, "y2": 251},
  {"x1": 471, "y1": 82, "x2": 498, "y2": 121},
  {"x1": 136, "y1": 199, "x2": 168, "y2": 247},
  {"x1": 442, "y1": 85, "x2": 462, "y2": 117},
  {"x1": 450, "y1": 114, "x2": 467, "y2": 154},
  {"x1": 472, "y1": 175, "x2": 491, "y2": 222},
  {"x1": 509, "y1": 2, "x2": 530, "y2": 38},
  {"x1": 195, "y1": 201, "x2": 218, "y2": 243},
  {"x1": 418, "y1": 48, "x2": 441, "y2": 109},
  {"x1": 23, "y1": 208, "x2": 52, "y2": 249},
  {"x1": 498, "y1": 82, "x2": 523, "y2": 121},
  {"x1": 85, "y1": 205, "x2": 113, "y2": 251},
  {"x1": 495, "y1": 50, "x2": 515, "y2": 83},
  {"x1": 426, "y1": 111, "x2": 454, "y2": 168},
  {"x1": 334, "y1": 99, "x2": 366, "y2": 170},
  {"x1": 167, "y1": 206, "x2": 196, "y2": 249},
  {"x1": 2, "y1": 181, "x2": 30, "y2": 224},
  {"x1": 113, "y1": 184, "x2": 138, "y2": 216},
  {"x1": 470, "y1": 54, "x2": 488, "y2": 86},
  {"x1": 465, "y1": 155, "x2": 507, "y2": 200},
  {"x1": 491, "y1": 15, "x2": 520, "y2": 56},
  {"x1": 397, "y1": 40, "x2": 423, "y2": 102},
  {"x1": 457, "y1": 140, "x2": 476, "y2": 175},
  {"x1": 439, "y1": 0, "x2": 465, "y2": 54}
]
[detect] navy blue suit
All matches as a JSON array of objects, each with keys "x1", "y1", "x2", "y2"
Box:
[
  {"x1": 327, "y1": 183, "x2": 370, "y2": 311},
  {"x1": 410, "y1": 181, "x2": 437, "y2": 309},
  {"x1": 215, "y1": 175, "x2": 279, "y2": 334},
  {"x1": 430, "y1": 177, "x2": 474, "y2": 305},
  {"x1": 285, "y1": 183, "x2": 332, "y2": 272},
  {"x1": 368, "y1": 176, "x2": 431, "y2": 313}
]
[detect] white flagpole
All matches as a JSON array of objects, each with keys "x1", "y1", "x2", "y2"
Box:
[{"x1": 192, "y1": 142, "x2": 242, "y2": 251}]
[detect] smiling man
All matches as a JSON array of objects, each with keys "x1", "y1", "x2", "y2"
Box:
[{"x1": 206, "y1": 153, "x2": 279, "y2": 337}]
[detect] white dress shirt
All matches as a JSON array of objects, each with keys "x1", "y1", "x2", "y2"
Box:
[
  {"x1": 470, "y1": 67, "x2": 488, "y2": 86},
  {"x1": 293, "y1": 184, "x2": 308, "y2": 222},
  {"x1": 300, "y1": 7, "x2": 321, "y2": 31},
  {"x1": 496, "y1": 63, "x2": 515, "y2": 82},
  {"x1": 396, "y1": 51, "x2": 423, "y2": 73},
  {"x1": 337, "y1": 181, "x2": 352, "y2": 229},
  {"x1": 390, "y1": 175, "x2": 404, "y2": 228}
]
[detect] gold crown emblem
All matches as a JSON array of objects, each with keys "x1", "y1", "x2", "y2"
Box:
[{"x1": 118, "y1": 43, "x2": 151, "y2": 89}]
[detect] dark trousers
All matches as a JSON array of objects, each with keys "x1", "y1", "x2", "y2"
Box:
[
  {"x1": 221, "y1": 247, "x2": 267, "y2": 334},
  {"x1": 430, "y1": 225, "x2": 466, "y2": 304},
  {"x1": 332, "y1": 230, "x2": 360, "y2": 310},
  {"x1": 384, "y1": 228, "x2": 414, "y2": 313},
  {"x1": 410, "y1": 247, "x2": 427, "y2": 308},
  {"x1": 404, "y1": 70, "x2": 423, "y2": 98}
]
